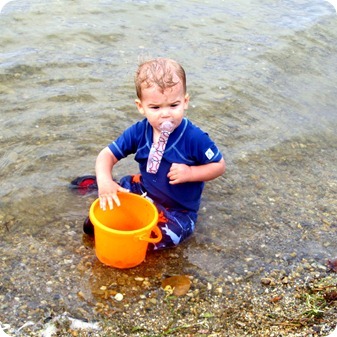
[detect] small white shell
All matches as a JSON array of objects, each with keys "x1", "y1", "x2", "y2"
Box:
[{"x1": 114, "y1": 293, "x2": 124, "y2": 301}]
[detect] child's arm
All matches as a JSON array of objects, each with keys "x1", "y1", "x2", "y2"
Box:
[
  {"x1": 167, "y1": 158, "x2": 226, "y2": 184},
  {"x1": 95, "y1": 147, "x2": 129, "y2": 210}
]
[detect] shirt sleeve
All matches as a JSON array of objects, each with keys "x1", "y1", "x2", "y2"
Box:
[
  {"x1": 190, "y1": 130, "x2": 223, "y2": 165},
  {"x1": 108, "y1": 122, "x2": 143, "y2": 160}
]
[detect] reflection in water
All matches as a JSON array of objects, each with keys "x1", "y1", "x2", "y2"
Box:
[{"x1": 1, "y1": 0, "x2": 337, "y2": 330}]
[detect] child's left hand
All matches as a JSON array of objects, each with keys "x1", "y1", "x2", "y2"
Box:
[
  {"x1": 168, "y1": 159, "x2": 226, "y2": 184},
  {"x1": 167, "y1": 163, "x2": 191, "y2": 184}
]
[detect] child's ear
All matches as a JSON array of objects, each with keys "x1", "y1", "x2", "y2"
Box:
[
  {"x1": 184, "y1": 93, "x2": 190, "y2": 109},
  {"x1": 135, "y1": 99, "x2": 145, "y2": 115}
]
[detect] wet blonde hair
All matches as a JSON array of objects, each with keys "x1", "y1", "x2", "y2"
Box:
[{"x1": 135, "y1": 58, "x2": 186, "y2": 99}]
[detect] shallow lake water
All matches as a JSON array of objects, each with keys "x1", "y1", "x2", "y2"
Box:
[{"x1": 1, "y1": 0, "x2": 337, "y2": 332}]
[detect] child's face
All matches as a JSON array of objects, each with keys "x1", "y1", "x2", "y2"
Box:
[{"x1": 135, "y1": 81, "x2": 189, "y2": 134}]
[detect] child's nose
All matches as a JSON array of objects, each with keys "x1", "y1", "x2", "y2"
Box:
[{"x1": 160, "y1": 107, "x2": 171, "y2": 117}]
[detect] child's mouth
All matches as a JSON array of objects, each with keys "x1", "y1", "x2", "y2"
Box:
[{"x1": 160, "y1": 121, "x2": 174, "y2": 132}]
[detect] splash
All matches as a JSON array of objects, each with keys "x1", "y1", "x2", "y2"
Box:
[
  {"x1": 0, "y1": 325, "x2": 11, "y2": 337},
  {"x1": 326, "y1": 0, "x2": 337, "y2": 13},
  {"x1": 0, "y1": 0, "x2": 14, "y2": 13}
]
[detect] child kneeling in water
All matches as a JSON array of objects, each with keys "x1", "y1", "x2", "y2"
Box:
[{"x1": 83, "y1": 57, "x2": 225, "y2": 250}]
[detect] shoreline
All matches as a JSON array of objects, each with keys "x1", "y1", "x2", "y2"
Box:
[{"x1": 1, "y1": 255, "x2": 336, "y2": 337}]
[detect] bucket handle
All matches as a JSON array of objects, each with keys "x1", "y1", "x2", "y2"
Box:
[{"x1": 139, "y1": 225, "x2": 162, "y2": 244}]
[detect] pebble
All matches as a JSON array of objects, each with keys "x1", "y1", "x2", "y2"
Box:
[
  {"x1": 114, "y1": 293, "x2": 123, "y2": 302},
  {"x1": 261, "y1": 278, "x2": 272, "y2": 285},
  {"x1": 215, "y1": 287, "x2": 223, "y2": 294}
]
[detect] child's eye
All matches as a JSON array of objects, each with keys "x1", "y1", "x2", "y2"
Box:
[
  {"x1": 150, "y1": 106, "x2": 160, "y2": 110},
  {"x1": 171, "y1": 104, "x2": 178, "y2": 108}
]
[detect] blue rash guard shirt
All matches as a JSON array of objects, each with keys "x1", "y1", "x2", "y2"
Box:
[{"x1": 108, "y1": 118, "x2": 223, "y2": 213}]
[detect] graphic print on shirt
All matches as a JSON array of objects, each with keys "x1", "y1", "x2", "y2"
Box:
[{"x1": 205, "y1": 148, "x2": 215, "y2": 160}]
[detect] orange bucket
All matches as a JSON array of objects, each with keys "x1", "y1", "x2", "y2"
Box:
[{"x1": 89, "y1": 192, "x2": 161, "y2": 269}]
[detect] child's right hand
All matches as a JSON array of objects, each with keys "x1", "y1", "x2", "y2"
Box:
[
  {"x1": 95, "y1": 147, "x2": 129, "y2": 210},
  {"x1": 98, "y1": 180, "x2": 129, "y2": 211}
]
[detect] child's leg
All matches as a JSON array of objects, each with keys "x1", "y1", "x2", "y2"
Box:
[
  {"x1": 151, "y1": 204, "x2": 197, "y2": 250},
  {"x1": 119, "y1": 174, "x2": 148, "y2": 195},
  {"x1": 120, "y1": 175, "x2": 197, "y2": 250}
]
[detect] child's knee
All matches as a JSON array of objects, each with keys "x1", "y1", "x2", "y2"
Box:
[
  {"x1": 152, "y1": 221, "x2": 195, "y2": 250},
  {"x1": 119, "y1": 174, "x2": 144, "y2": 194}
]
